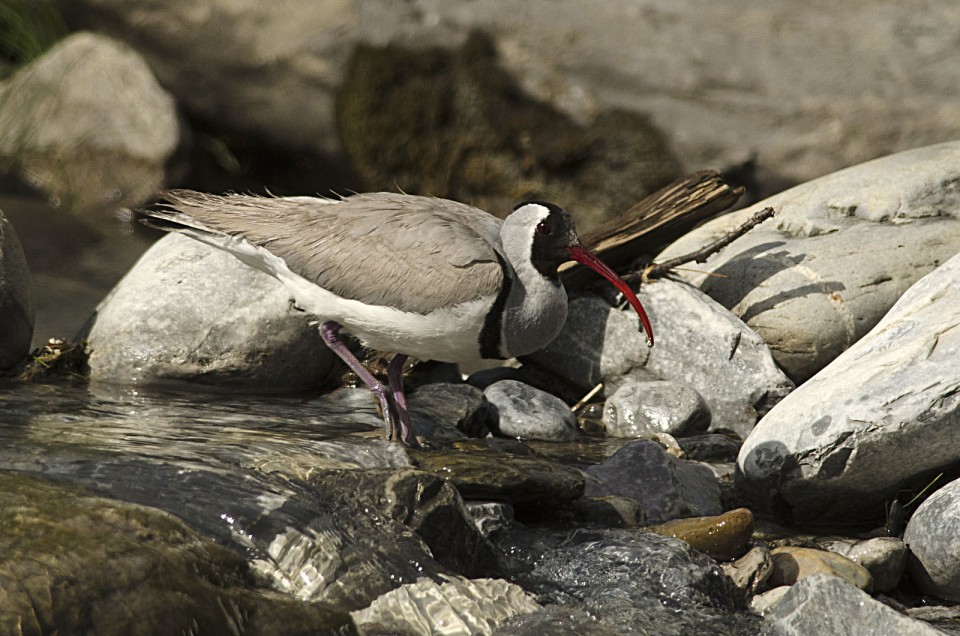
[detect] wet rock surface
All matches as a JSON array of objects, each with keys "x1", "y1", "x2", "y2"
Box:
[
  {"x1": 498, "y1": 526, "x2": 761, "y2": 635},
  {"x1": 0, "y1": 471, "x2": 356, "y2": 636},
  {"x1": 585, "y1": 439, "x2": 723, "y2": 524},
  {"x1": 413, "y1": 445, "x2": 585, "y2": 508},
  {"x1": 0, "y1": 381, "x2": 777, "y2": 634},
  {"x1": 648, "y1": 508, "x2": 754, "y2": 562},
  {"x1": 408, "y1": 381, "x2": 494, "y2": 438}
]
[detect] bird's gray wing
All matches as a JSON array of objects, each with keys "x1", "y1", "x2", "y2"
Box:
[{"x1": 150, "y1": 191, "x2": 506, "y2": 314}]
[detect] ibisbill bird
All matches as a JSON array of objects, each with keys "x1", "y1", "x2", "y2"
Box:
[{"x1": 142, "y1": 191, "x2": 653, "y2": 448}]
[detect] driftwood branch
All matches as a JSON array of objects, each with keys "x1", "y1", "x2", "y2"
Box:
[
  {"x1": 639, "y1": 206, "x2": 776, "y2": 281},
  {"x1": 561, "y1": 170, "x2": 744, "y2": 290}
]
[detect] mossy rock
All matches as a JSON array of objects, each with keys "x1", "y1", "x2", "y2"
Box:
[
  {"x1": 0, "y1": 471, "x2": 356, "y2": 635},
  {"x1": 337, "y1": 32, "x2": 680, "y2": 230}
]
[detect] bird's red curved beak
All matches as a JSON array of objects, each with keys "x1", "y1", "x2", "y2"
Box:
[{"x1": 566, "y1": 245, "x2": 654, "y2": 347}]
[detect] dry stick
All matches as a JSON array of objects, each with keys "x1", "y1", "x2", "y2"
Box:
[
  {"x1": 571, "y1": 382, "x2": 604, "y2": 412},
  {"x1": 637, "y1": 207, "x2": 776, "y2": 281}
]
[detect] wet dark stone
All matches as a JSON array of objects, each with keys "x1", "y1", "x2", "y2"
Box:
[
  {"x1": 584, "y1": 439, "x2": 723, "y2": 524},
  {"x1": 572, "y1": 495, "x2": 647, "y2": 527},
  {"x1": 412, "y1": 447, "x2": 585, "y2": 509},
  {"x1": 0, "y1": 471, "x2": 356, "y2": 635},
  {"x1": 678, "y1": 432, "x2": 743, "y2": 463},
  {"x1": 311, "y1": 467, "x2": 514, "y2": 578},
  {"x1": 408, "y1": 381, "x2": 495, "y2": 437},
  {"x1": 1, "y1": 452, "x2": 446, "y2": 611}
]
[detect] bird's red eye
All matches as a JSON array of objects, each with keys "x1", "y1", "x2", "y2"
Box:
[{"x1": 536, "y1": 221, "x2": 552, "y2": 235}]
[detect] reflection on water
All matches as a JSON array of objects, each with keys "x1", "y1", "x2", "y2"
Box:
[
  {"x1": 0, "y1": 379, "x2": 386, "y2": 468},
  {"x1": 0, "y1": 379, "x2": 413, "y2": 545}
]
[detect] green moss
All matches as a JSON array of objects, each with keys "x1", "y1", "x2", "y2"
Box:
[
  {"x1": 17, "y1": 338, "x2": 89, "y2": 382},
  {"x1": 0, "y1": 0, "x2": 67, "y2": 80},
  {"x1": 336, "y1": 31, "x2": 681, "y2": 229}
]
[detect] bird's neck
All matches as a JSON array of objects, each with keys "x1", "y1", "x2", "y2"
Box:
[{"x1": 498, "y1": 254, "x2": 569, "y2": 358}]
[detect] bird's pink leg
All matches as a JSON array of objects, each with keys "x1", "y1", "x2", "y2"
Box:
[
  {"x1": 386, "y1": 353, "x2": 420, "y2": 448},
  {"x1": 319, "y1": 321, "x2": 398, "y2": 443}
]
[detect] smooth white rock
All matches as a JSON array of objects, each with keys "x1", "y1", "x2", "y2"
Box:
[
  {"x1": 85, "y1": 234, "x2": 338, "y2": 391},
  {"x1": 738, "y1": 250, "x2": 960, "y2": 526}
]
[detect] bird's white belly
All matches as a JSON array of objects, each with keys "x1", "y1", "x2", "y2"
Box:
[{"x1": 278, "y1": 267, "x2": 494, "y2": 364}]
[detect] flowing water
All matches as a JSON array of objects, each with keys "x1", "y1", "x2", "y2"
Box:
[{"x1": 0, "y1": 379, "x2": 408, "y2": 539}]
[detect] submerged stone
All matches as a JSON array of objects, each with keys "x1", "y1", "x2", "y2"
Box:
[
  {"x1": 413, "y1": 446, "x2": 584, "y2": 507},
  {"x1": 584, "y1": 439, "x2": 722, "y2": 524}
]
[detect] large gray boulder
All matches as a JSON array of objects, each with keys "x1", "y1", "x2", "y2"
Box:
[
  {"x1": 0, "y1": 210, "x2": 34, "y2": 368},
  {"x1": 659, "y1": 141, "x2": 960, "y2": 383},
  {"x1": 524, "y1": 294, "x2": 649, "y2": 390},
  {"x1": 737, "y1": 250, "x2": 960, "y2": 527},
  {"x1": 85, "y1": 234, "x2": 339, "y2": 391},
  {"x1": 641, "y1": 279, "x2": 793, "y2": 437},
  {"x1": 0, "y1": 32, "x2": 180, "y2": 211},
  {"x1": 527, "y1": 279, "x2": 792, "y2": 438},
  {"x1": 60, "y1": 1, "x2": 960, "y2": 196}
]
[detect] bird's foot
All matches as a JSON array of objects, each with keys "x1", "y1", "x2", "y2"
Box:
[
  {"x1": 387, "y1": 354, "x2": 421, "y2": 449},
  {"x1": 320, "y1": 321, "x2": 420, "y2": 448}
]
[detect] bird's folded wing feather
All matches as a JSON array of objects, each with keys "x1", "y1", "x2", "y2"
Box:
[{"x1": 152, "y1": 191, "x2": 506, "y2": 314}]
